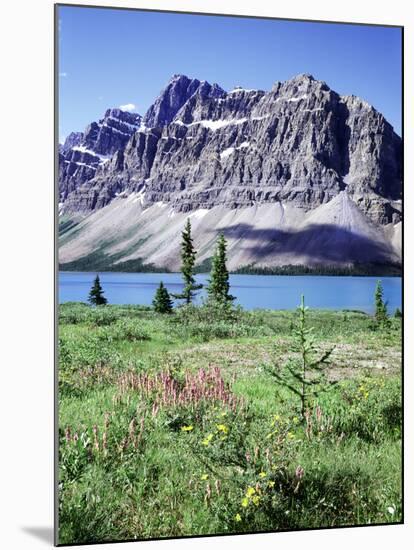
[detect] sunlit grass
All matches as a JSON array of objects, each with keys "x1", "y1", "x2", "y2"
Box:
[{"x1": 58, "y1": 302, "x2": 402, "y2": 544}]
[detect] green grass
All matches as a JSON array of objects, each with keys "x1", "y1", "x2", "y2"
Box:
[{"x1": 58, "y1": 303, "x2": 402, "y2": 544}]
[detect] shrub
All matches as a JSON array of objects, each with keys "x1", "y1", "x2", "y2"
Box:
[
  {"x1": 59, "y1": 303, "x2": 91, "y2": 324},
  {"x1": 169, "y1": 304, "x2": 273, "y2": 341},
  {"x1": 59, "y1": 334, "x2": 121, "y2": 396},
  {"x1": 87, "y1": 307, "x2": 119, "y2": 327},
  {"x1": 95, "y1": 319, "x2": 151, "y2": 343},
  {"x1": 326, "y1": 376, "x2": 402, "y2": 442}
]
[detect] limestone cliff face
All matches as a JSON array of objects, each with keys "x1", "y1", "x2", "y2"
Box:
[
  {"x1": 59, "y1": 108, "x2": 141, "y2": 201},
  {"x1": 60, "y1": 74, "x2": 401, "y2": 225},
  {"x1": 59, "y1": 73, "x2": 402, "y2": 269}
]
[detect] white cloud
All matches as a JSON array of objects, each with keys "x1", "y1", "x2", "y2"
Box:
[
  {"x1": 59, "y1": 72, "x2": 68, "y2": 78},
  {"x1": 119, "y1": 103, "x2": 136, "y2": 112}
]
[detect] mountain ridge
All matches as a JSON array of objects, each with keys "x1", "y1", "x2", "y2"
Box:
[{"x1": 58, "y1": 73, "x2": 402, "y2": 271}]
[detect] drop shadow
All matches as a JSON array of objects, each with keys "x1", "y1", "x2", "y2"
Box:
[{"x1": 21, "y1": 526, "x2": 54, "y2": 545}]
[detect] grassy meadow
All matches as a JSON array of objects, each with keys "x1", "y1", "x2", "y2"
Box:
[{"x1": 58, "y1": 301, "x2": 402, "y2": 544}]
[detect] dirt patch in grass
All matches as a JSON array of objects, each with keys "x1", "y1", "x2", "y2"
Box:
[{"x1": 162, "y1": 337, "x2": 401, "y2": 382}]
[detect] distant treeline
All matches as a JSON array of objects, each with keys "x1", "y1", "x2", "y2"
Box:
[
  {"x1": 60, "y1": 256, "x2": 171, "y2": 273},
  {"x1": 232, "y1": 263, "x2": 402, "y2": 277},
  {"x1": 194, "y1": 257, "x2": 213, "y2": 273},
  {"x1": 60, "y1": 256, "x2": 401, "y2": 277}
]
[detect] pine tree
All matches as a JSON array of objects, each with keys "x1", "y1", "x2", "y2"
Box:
[
  {"x1": 153, "y1": 281, "x2": 173, "y2": 314},
  {"x1": 394, "y1": 307, "x2": 402, "y2": 319},
  {"x1": 265, "y1": 295, "x2": 335, "y2": 420},
  {"x1": 374, "y1": 280, "x2": 389, "y2": 327},
  {"x1": 88, "y1": 275, "x2": 107, "y2": 306},
  {"x1": 172, "y1": 219, "x2": 202, "y2": 305},
  {"x1": 207, "y1": 234, "x2": 235, "y2": 307}
]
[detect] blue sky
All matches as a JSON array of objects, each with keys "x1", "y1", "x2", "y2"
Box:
[{"x1": 58, "y1": 5, "x2": 402, "y2": 141}]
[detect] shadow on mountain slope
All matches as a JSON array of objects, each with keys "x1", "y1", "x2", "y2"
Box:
[{"x1": 214, "y1": 223, "x2": 398, "y2": 265}]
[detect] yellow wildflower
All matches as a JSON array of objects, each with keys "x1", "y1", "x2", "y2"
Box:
[
  {"x1": 181, "y1": 425, "x2": 194, "y2": 432},
  {"x1": 200, "y1": 474, "x2": 209, "y2": 481},
  {"x1": 268, "y1": 481, "x2": 275, "y2": 488},
  {"x1": 202, "y1": 433, "x2": 213, "y2": 446},
  {"x1": 271, "y1": 414, "x2": 280, "y2": 426},
  {"x1": 287, "y1": 432, "x2": 295, "y2": 439},
  {"x1": 252, "y1": 495, "x2": 260, "y2": 506},
  {"x1": 241, "y1": 497, "x2": 249, "y2": 508},
  {"x1": 216, "y1": 424, "x2": 229, "y2": 434},
  {"x1": 259, "y1": 472, "x2": 267, "y2": 478},
  {"x1": 235, "y1": 513, "x2": 242, "y2": 522},
  {"x1": 246, "y1": 487, "x2": 256, "y2": 498}
]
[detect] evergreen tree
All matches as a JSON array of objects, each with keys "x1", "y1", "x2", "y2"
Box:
[
  {"x1": 88, "y1": 275, "x2": 107, "y2": 306},
  {"x1": 265, "y1": 295, "x2": 335, "y2": 420},
  {"x1": 153, "y1": 281, "x2": 173, "y2": 314},
  {"x1": 207, "y1": 233, "x2": 235, "y2": 307},
  {"x1": 394, "y1": 307, "x2": 402, "y2": 319},
  {"x1": 374, "y1": 280, "x2": 389, "y2": 327},
  {"x1": 172, "y1": 219, "x2": 202, "y2": 305}
]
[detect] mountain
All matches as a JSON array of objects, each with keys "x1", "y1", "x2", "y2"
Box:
[
  {"x1": 59, "y1": 108, "x2": 142, "y2": 202},
  {"x1": 143, "y1": 74, "x2": 226, "y2": 128},
  {"x1": 59, "y1": 73, "x2": 402, "y2": 272}
]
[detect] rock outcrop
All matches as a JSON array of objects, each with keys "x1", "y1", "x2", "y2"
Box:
[{"x1": 59, "y1": 108, "x2": 141, "y2": 201}]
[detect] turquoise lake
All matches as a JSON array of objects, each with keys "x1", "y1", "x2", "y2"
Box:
[{"x1": 59, "y1": 272, "x2": 402, "y2": 314}]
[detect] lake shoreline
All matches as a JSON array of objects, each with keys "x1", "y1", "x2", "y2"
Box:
[{"x1": 59, "y1": 272, "x2": 402, "y2": 314}]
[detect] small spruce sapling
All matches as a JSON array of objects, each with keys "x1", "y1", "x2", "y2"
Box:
[
  {"x1": 374, "y1": 280, "x2": 390, "y2": 328},
  {"x1": 88, "y1": 275, "x2": 107, "y2": 306},
  {"x1": 153, "y1": 281, "x2": 173, "y2": 314},
  {"x1": 265, "y1": 295, "x2": 335, "y2": 420}
]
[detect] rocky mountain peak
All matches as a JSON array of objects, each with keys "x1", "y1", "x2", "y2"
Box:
[
  {"x1": 143, "y1": 74, "x2": 227, "y2": 128},
  {"x1": 290, "y1": 72, "x2": 316, "y2": 82},
  {"x1": 59, "y1": 72, "x2": 402, "y2": 270},
  {"x1": 60, "y1": 73, "x2": 402, "y2": 229},
  {"x1": 284, "y1": 72, "x2": 329, "y2": 93},
  {"x1": 80, "y1": 107, "x2": 142, "y2": 156},
  {"x1": 169, "y1": 73, "x2": 191, "y2": 83},
  {"x1": 103, "y1": 107, "x2": 141, "y2": 125},
  {"x1": 62, "y1": 131, "x2": 83, "y2": 153},
  {"x1": 196, "y1": 79, "x2": 226, "y2": 99},
  {"x1": 143, "y1": 74, "x2": 201, "y2": 128},
  {"x1": 59, "y1": 107, "x2": 143, "y2": 201}
]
